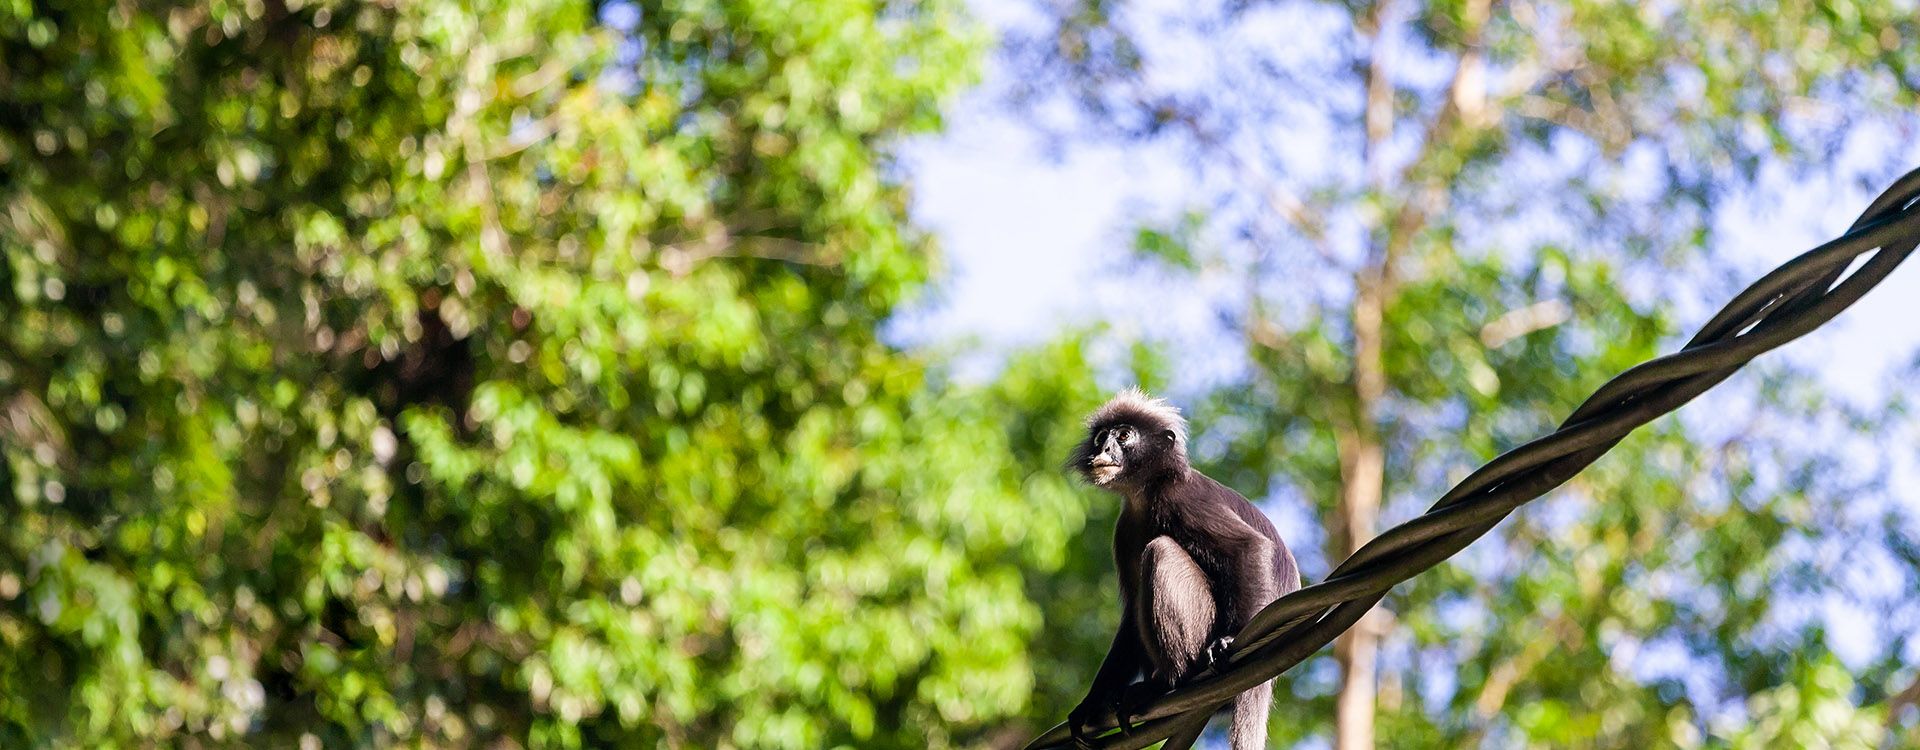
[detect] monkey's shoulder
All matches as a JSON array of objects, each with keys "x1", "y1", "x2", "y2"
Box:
[
  {"x1": 1167, "y1": 471, "x2": 1269, "y2": 518},
  {"x1": 1128, "y1": 472, "x2": 1268, "y2": 538},
  {"x1": 1176, "y1": 470, "x2": 1257, "y2": 505}
]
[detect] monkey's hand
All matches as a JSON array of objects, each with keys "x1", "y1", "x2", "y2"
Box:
[
  {"x1": 1067, "y1": 692, "x2": 1122, "y2": 749},
  {"x1": 1068, "y1": 682, "x2": 1163, "y2": 748},
  {"x1": 1202, "y1": 635, "x2": 1236, "y2": 673},
  {"x1": 1114, "y1": 680, "x2": 1164, "y2": 734}
]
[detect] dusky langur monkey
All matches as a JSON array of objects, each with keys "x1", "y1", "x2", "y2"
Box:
[{"x1": 1065, "y1": 388, "x2": 1300, "y2": 749}]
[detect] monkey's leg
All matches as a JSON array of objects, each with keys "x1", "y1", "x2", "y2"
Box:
[{"x1": 1137, "y1": 536, "x2": 1215, "y2": 683}]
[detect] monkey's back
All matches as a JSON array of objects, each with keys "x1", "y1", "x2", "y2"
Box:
[{"x1": 1201, "y1": 471, "x2": 1301, "y2": 596}]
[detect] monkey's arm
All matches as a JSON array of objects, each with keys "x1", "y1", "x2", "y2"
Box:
[
  {"x1": 1068, "y1": 612, "x2": 1146, "y2": 742},
  {"x1": 1075, "y1": 612, "x2": 1145, "y2": 707}
]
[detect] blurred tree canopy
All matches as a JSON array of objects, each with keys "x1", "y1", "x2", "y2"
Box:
[
  {"x1": 1000, "y1": 0, "x2": 1920, "y2": 748},
  {"x1": 0, "y1": 0, "x2": 1114, "y2": 747}
]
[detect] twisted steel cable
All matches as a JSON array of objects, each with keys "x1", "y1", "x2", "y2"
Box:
[{"x1": 1025, "y1": 165, "x2": 1920, "y2": 750}]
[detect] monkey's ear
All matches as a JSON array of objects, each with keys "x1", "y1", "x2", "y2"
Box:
[{"x1": 1162, "y1": 429, "x2": 1178, "y2": 444}]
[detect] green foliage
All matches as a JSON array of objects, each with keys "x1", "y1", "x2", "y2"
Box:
[
  {"x1": 0, "y1": 1, "x2": 1104, "y2": 748},
  {"x1": 1130, "y1": 211, "x2": 1205, "y2": 271}
]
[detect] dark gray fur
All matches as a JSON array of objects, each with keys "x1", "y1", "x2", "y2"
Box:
[{"x1": 1065, "y1": 389, "x2": 1300, "y2": 750}]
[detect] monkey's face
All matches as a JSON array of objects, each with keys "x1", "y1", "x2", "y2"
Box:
[
  {"x1": 1072, "y1": 389, "x2": 1188, "y2": 491},
  {"x1": 1085, "y1": 424, "x2": 1140, "y2": 486}
]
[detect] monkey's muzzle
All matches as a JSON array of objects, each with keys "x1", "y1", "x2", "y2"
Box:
[{"x1": 1089, "y1": 454, "x2": 1122, "y2": 484}]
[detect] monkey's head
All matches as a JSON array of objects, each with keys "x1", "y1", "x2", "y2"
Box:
[{"x1": 1069, "y1": 387, "x2": 1189, "y2": 490}]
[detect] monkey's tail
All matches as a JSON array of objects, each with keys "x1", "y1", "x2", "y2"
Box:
[{"x1": 1230, "y1": 678, "x2": 1272, "y2": 749}]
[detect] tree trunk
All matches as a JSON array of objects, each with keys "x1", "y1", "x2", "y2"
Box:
[
  {"x1": 1336, "y1": 1, "x2": 1397, "y2": 745},
  {"x1": 1333, "y1": 269, "x2": 1389, "y2": 750}
]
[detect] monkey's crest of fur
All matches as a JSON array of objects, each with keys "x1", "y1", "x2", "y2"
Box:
[{"x1": 1087, "y1": 387, "x2": 1189, "y2": 449}]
